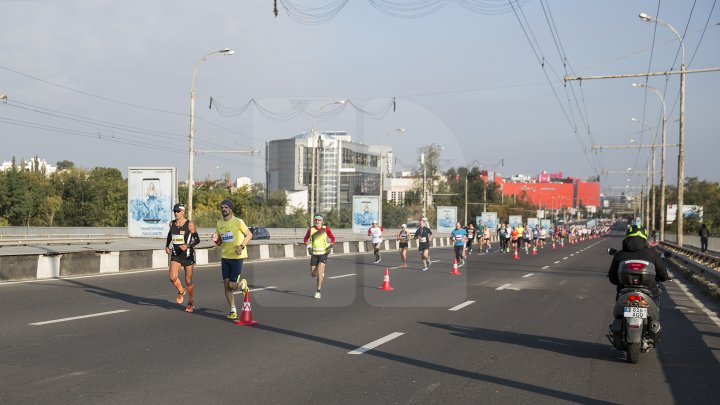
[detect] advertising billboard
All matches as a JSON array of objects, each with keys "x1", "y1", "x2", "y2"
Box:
[
  {"x1": 436, "y1": 206, "x2": 457, "y2": 234},
  {"x1": 541, "y1": 219, "x2": 552, "y2": 229},
  {"x1": 527, "y1": 217, "x2": 539, "y2": 228},
  {"x1": 666, "y1": 204, "x2": 704, "y2": 224},
  {"x1": 352, "y1": 196, "x2": 379, "y2": 233},
  {"x1": 128, "y1": 167, "x2": 176, "y2": 237},
  {"x1": 508, "y1": 215, "x2": 523, "y2": 228},
  {"x1": 481, "y1": 212, "x2": 498, "y2": 231}
]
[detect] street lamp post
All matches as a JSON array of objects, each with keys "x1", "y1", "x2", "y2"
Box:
[
  {"x1": 630, "y1": 116, "x2": 659, "y2": 236},
  {"x1": 631, "y1": 84, "x2": 667, "y2": 241},
  {"x1": 421, "y1": 153, "x2": 427, "y2": 220},
  {"x1": 378, "y1": 128, "x2": 405, "y2": 225},
  {"x1": 309, "y1": 100, "x2": 345, "y2": 224},
  {"x1": 188, "y1": 48, "x2": 234, "y2": 220},
  {"x1": 639, "y1": 12, "x2": 685, "y2": 245}
]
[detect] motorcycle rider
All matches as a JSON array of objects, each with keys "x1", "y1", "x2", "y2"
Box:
[{"x1": 607, "y1": 224, "x2": 669, "y2": 302}]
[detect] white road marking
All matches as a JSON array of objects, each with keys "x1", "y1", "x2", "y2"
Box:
[
  {"x1": 563, "y1": 257, "x2": 569, "y2": 260},
  {"x1": 449, "y1": 301, "x2": 475, "y2": 311},
  {"x1": 30, "y1": 310, "x2": 129, "y2": 326},
  {"x1": 328, "y1": 273, "x2": 356, "y2": 279},
  {"x1": 671, "y1": 274, "x2": 720, "y2": 328},
  {"x1": 554, "y1": 261, "x2": 561, "y2": 264},
  {"x1": 570, "y1": 254, "x2": 575, "y2": 257},
  {"x1": 523, "y1": 273, "x2": 535, "y2": 278},
  {"x1": 541, "y1": 266, "x2": 550, "y2": 270},
  {"x1": 348, "y1": 332, "x2": 405, "y2": 355},
  {"x1": 233, "y1": 286, "x2": 278, "y2": 295},
  {"x1": 496, "y1": 283, "x2": 513, "y2": 290}
]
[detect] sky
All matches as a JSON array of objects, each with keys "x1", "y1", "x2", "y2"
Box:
[{"x1": 2, "y1": 0, "x2": 719, "y2": 198}]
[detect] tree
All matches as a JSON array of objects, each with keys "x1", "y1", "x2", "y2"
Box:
[{"x1": 56, "y1": 160, "x2": 74, "y2": 170}]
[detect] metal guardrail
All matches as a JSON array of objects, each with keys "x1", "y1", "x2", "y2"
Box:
[{"x1": 658, "y1": 242, "x2": 720, "y2": 301}]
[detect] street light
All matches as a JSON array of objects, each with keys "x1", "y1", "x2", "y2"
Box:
[
  {"x1": 631, "y1": 83, "x2": 668, "y2": 241},
  {"x1": 187, "y1": 47, "x2": 234, "y2": 220},
  {"x1": 629, "y1": 117, "x2": 655, "y2": 233},
  {"x1": 309, "y1": 99, "x2": 346, "y2": 224},
  {"x1": 639, "y1": 12, "x2": 686, "y2": 246},
  {"x1": 378, "y1": 128, "x2": 405, "y2": 224}
]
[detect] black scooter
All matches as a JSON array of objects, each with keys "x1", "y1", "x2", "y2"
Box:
[{"x1": 606, "y1": 248, "x2": 671, "y2": 363}]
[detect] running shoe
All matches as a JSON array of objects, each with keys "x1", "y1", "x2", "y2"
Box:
[
  {"x1": 421, "y1": 267, "x2": 427, "y2": 272},
  {"x1": 427, "y1": 259, "x2": 432, "y2": 268},
  {"x1": 460, "y1": 260, "x2": 465, "y2": 267},
  {"x1": 176, "y1": 288, "x2": 186, "y2": 304},
  {"x1": 185, "y1": 302, "x2": 194, "y2": 313},
  {"x1": 236, "y1": 275, "x2": 249, "y2": 296},
  {"x1": 314, "y1": 291, "x2": 322, "y2": 299},
  {"x1": 226, "y1": 311, "x2": 237, "y2": 320},
  {"x1": 374, "y1": 258, "x2": 380, "y2": 264}
]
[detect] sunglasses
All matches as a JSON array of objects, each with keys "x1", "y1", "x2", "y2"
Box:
[{"x1": 173, "y1": 210, "x2": 183, "y2": 213}]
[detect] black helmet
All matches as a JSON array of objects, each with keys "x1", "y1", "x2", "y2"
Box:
[{"x1": 625, "y1": 224, "x2": 647, "y2": 240}]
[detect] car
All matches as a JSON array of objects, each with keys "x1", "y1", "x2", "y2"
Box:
[{"x1": 249, "y1": 226, "x2": 271, "y2": 240}]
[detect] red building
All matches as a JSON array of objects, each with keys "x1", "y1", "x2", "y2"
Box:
[{"x1": 486, "y1": 171, "x2": 600, "y2": 209}]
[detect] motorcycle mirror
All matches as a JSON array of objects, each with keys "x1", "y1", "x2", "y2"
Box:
[
  {"x1": 661, "y1": 252, "x2": 673, "y2": 259},
  {"x1": 607, "y1": 248, "x2": 618, "y2": 255}
]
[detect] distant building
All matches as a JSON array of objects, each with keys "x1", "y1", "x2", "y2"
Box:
[
  {"x1": 265, "y1": 131, "x2": 390, "y2": 214},
  {"x1": 498, "y1": 171, "x2": 600, "y2": 209},
  {"x1": 0, "y1": 157, "x2": 56, "y2": 176},
  {"x1": 235, "y1": 176, "x2": 252, "y2": 188}
]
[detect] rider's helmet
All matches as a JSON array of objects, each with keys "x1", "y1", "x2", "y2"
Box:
[{"x1": 624, "y1": 224, "x2": 648, "y2": 240}]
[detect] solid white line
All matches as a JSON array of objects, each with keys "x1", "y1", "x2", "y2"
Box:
[
  {"x1": 449, "y1": 301, "x2": 475, "y2": 311},
  {"x1": 233, "y1": 286, "x2": 277, "y2": 295},
  {"x1": 541, "y1": 266, "x2": 550, "y2": 270},
  {"x1": 671, "y1": 274, "x2": 720, "y2": 328},
  {"x1": 328, "y1": 273, "x2": 356, "y2": 279},
  {"x1": 30, "y1": 310, "x2": 129, "y2": 326},
  {"x1": 496, "y1": 283, "x2": 512, "y2": 290},
  {"x1": 523, "y1": 273, "x2": 534, "y2": 278},
  {"x1": 348, "y1": 332, "x2": 405, "y2": 355}
]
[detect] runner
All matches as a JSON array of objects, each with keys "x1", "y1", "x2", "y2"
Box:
[
  {"x1": 539, "y1": 226, "x2": 547, "y2": 249},
  {"x1": 164, "y1": 203, "x2": 199, "y2": 312},
  {"x1": 498, "y1": 223, "x2": 508, "y2": 253},
  {"x1": 211, "y1": 199, "x2": 251, "y2": 320},
  {"x1": 414, "y1": 218, "x2": 433, "y2": 271},
  {"x1": 532, "y1": 225, "x2": 539, "y2": 250},
  {"x1": 303, "y1": 214, "x2": 336, "y2": 299},
  {"x1": 397, "y1": 224, "x2": 410, "y2": 269},
  {"x1": 465, "y1": 223, "x2": 476, "y2": 256},
  {"x1": 523, "y1": 226, "x2": 533, "y2": 254},
  {"x1": 450, "y1": 222, "x2": 467, "y2": 267},
  {"x1": 510, "y1": 226, "x2": 519, "y2": 252},
  {"x1": 482, "y1": 225, "x2": 492, "y2": 253},
  {"x1": 367, "y1": 219, "x2": 384, "y2": 264},
  {"x1": 504, "y1": 224, "x2": 512, "y2": 252}
]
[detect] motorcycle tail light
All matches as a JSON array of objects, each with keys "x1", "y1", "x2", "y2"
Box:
[
  {"x1": 626, "y1": 262, "x2": 646, "y2": 271},
  {"x1": 625, "y1": 294, "x2": 650, "y2": 307}
]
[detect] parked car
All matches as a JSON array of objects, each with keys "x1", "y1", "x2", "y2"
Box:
[{"x1": 249, "y1": 225, "x2": 271, "y2": 240}]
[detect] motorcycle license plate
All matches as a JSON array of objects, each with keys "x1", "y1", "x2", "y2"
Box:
[{"x1": 624, "y1": 307, "x2": 648, "y2": 319}]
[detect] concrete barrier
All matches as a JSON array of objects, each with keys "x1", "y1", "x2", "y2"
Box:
[{"x1": 0, "y1": 237, "x2": 453, "y2": 282}]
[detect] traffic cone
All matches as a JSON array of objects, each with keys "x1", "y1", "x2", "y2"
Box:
[
  {"x1": 513, "y1": 249, "x2": 519, "y2": 260},
  {"x1": 450, "y1": 258, "x2": 462, "y2": 275},
  {"x1": 233, "y1": 290, "x2": 258, "y2": 326},
  {"x1": 552, "y1": 241, "x2": 556, "y2": 250},
  {"x1": 378, "y1": 267, "x2": 394, "y2": 290},
  {"x1": 560, "y1": 239, "x2": 564, "y2": 248},
  {"x1": 532, "y1": 245, "x2": 537, "y2": 255}
]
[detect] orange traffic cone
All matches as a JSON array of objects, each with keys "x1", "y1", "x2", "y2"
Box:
[
  {"x1": 513, "y1": 249, "x2": 519, "y2": 260},
  {"x1": 552, "y1": 241, "x2": 556, "y2": 250},
  {"x1": 532, "y1": 245, "x2": 537, "y2": 255},
  {"x1": 378, "y1": 267, "x2": 394, "y2": 290},
  {"x1": 450, "y1": 258, "x2": 462, "y2": 275},
  {"x1": 233, "y1": 290, "x2": 258, "y2": 326}
]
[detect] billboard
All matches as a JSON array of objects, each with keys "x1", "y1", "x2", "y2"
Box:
[
  {"x1": 352, "y1": 196, "x2": 379, "y2": 233},
  {"x1": 481, "y1": 212, "x2": 498, "y2": 231},
  {"x1": 436, "y1": 206, "x2": 457, "y2": 234},
  {"x1": 508, "y1": 215, "x2": 523, "y2": 228},
  {"x1": 527, "y1": 217, "x2": 539, "y2": 228},
  {"x1": 666, "y1": 204, "x2": 703, "y2": 224},
  {"x1": 128, "y1": 167, "x2": 176, "y2": 237},
  {"x1": 537, "y1": 210, "x2": 545, "y2": 219},
  {"x1": 541, "y1": 219, "x2": 552, "y2": 229}
]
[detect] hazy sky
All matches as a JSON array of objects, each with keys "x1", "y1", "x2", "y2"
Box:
[{"x1": 2, "y1": 0, "x2": 718, "y2": 197}]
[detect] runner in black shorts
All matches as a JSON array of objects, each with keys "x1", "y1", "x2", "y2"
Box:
[
  {"x1": 414, "y1": 218, "x2": 433, "y2": 271},
  {"x1": 397, "y1": 224, "x2": 410, "y2": 269},
  {"x1": 165, "y1": 203, "x2": 199, "y2": 312},
  {"x1": 465, "y1": 223, "x2": 476, "y2": 255}
]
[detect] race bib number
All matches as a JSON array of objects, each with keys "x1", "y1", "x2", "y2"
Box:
[
  {"x1": 171, "y1": 234, "x2": 185, "y2": 244},
  {"x1": 221, "y1": 231, "x2": 235, "y2": 243},
  {"x1": 420, "y1": 237, "x2": 427, "y2": 243}
]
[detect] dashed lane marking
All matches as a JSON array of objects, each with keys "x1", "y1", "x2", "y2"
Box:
[
  {"x1": 541, "y1": 266, "x2": 550, "y2": 270},
  {"x1": 30, "y1": 310, "x2": 129, "y2": 326},
  {"x1": 328, "y1": 274, "x2": 356, "y2": 279},
  {"x1": 523, "y1": 273, "x2": 535, "y2": 278},
  {"x1": 348, "y1": 332, "x2": 405, "y2": 355},
  {"x1": 554, "y1": 261, "x2": 561, "y2": 264},
  {"x1": 449, "y1": 301, "x2": 475, "y2": 311},
  {"x1": 563, "y1": 257, "x2": 569, "y2": 260}
]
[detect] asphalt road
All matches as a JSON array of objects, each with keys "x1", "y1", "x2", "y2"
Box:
[{"x1": 2, "y1": 232, "x2": 719, "y2": 404}]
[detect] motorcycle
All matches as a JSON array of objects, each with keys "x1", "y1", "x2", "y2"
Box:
[{"x1": 606, "y1": 248, "x2": 671, "y2": 363}]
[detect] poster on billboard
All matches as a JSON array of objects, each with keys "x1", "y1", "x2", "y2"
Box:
[
  {"x1": 481, "y1": 212, "x2": 498, "y2": 232},
  {"x1": 436, "y1": 206, "x2": 457, "y2": 234},
  {"x1": 128, "y1": 167, "x2": 176, "y2": 237},
  {"x1": 527, "y1": 217, "x2": 539, "y2": 228},
  {"x1": 508, "y1": 215, "x2": 523, "y2": 228},
  {"x1": 352, "y1": 196, "x2": 379, "y2": 233},
  {"x1": 541, "y1": 219, "x2": 552, "y2": 229},
  {"x1": 537, "y1": 210, "x2": 545, "y2": 219},
  {"x1": 666, "y1": 204, "x2": 703, "y2": 224}
]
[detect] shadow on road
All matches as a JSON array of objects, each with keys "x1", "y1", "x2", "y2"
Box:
[{"x1": 419, "y1": 322, "x2": 621, "y2": 362}]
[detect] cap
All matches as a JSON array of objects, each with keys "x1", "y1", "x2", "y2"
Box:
[
  {"x1": 173, "y1": 203, "x2": 185, "y2": 212},
  {"x1": 401, "y1": 224, "x2": 407, "y2": 228},
  {"x1": 372, "y1": 219, "x2": 378, "y2": 224},
  {"x1": 219, "y1": 199, "x2": 234, "y2": 209}
]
